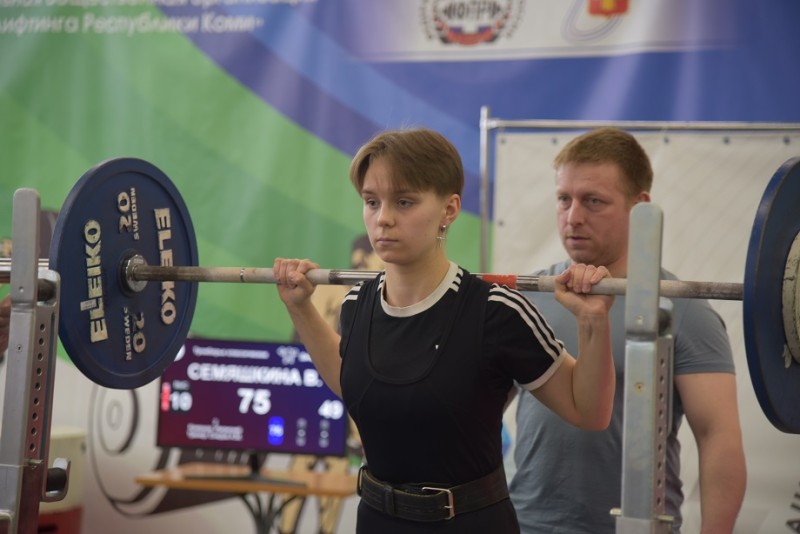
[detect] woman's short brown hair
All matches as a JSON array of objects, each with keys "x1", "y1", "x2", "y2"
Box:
[{"x1": 349, "y1": 128, "x2": 464, "y2": 197}]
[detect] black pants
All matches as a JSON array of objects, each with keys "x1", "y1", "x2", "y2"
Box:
[{"x1": 355, "y1": 497, "x2": 520, "y2": 533}]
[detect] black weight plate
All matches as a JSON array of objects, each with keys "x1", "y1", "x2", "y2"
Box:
[
  {"x1": 50, "y1": 158, "x2": 198, "y2": 389},
  {"x1": 743, "y1": 156, "x2": 800, "y2": 433}
]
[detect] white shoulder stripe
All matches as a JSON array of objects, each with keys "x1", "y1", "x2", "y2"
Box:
[
  {"x1": 376, "y1": 273, "x2": 385, "y2": 293},
  {"x1": 449, "y1": 267, "x2": 463, "y2": 292},
  {"x1": 490, "y1": 285, "x2": 544, "y2": 322},
  {"x1": 489, "y1": 294, "x2": 562, "y2": 360},
  {"x1": 343, "y1": 283, "x2": 363, "y2": 303},
  {"x1": 489, "y1": 286, "x2": 562, "y2": 359}
]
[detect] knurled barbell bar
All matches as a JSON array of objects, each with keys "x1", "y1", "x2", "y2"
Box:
[
  {"x1": 0, "y1": 258, "x2": 745, "y2": 300},
  {"x1": 6, "y1": 156, "x2": 800, "y2": 432},
  {"x1": 123, "y1": 262, "x2": 746, "y2": 300}
]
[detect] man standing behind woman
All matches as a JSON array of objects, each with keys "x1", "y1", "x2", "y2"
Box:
[
  {"x1": 510, "y1": 127, "x2": 746, "y2": 533},
  {"x1": 274, "y1": 127, "x2": 616, "y2": 533}
]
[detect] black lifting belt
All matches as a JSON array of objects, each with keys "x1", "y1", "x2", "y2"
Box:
[{"x1": 356, "y1": 464, "x2": 509, "y2": 522}]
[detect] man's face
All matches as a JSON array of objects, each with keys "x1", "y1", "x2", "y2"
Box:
[{"x1": 555, "y1": 161, "x2": 641, "y2": 277}]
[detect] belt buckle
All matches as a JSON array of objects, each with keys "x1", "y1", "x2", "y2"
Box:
[{"x1": 421, "y1": 486, "x2": 455, "y2": 520}]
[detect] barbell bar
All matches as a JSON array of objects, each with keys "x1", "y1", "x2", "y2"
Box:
[
  {"x1": 0, "y1": 259, "x2": 750, "y2": 301},
  {"x1": 5, "y1": 156, "x2": 799, "y2": 432},
  {"x1": 124, "y1": 262, "x2": 746, "y2": 301},
  {"x1": 0, "y1": 259, "x2": 56, "y2": 301}
]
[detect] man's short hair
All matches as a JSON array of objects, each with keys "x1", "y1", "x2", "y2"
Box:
[{"x1": 553, "y1": 127, "x2": 653, "y2": 197}]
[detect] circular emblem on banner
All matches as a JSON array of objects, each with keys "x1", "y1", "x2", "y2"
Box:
[{"x1": 421, "y1": 0, "x2": 525, "y2": 46}]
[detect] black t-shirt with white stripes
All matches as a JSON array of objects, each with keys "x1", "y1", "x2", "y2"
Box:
[{"x1": 339, "y1": 262, "x2": 565, "y2": 487}]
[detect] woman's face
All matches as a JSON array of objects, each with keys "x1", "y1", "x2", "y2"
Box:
[{"x1": 360, "y1": 157, "x2": 458, "y2": 267}]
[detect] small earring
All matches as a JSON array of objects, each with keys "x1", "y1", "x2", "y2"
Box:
[{"x1": 436, "y1": 224, "x2": 447, "y2": 242}]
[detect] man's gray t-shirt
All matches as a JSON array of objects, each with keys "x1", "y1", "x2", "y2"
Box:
[{"x1": 509, "y1": 260, "x2": 735, "y2": 534}]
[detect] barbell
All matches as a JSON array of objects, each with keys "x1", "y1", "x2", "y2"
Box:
[{"x1": 5, "y1": 156, "x2": 800, "y2": 433}]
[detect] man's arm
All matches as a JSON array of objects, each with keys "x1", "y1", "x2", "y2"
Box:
[{"x1": 676, "y1": 372, "x2": 746, "y2": 533}]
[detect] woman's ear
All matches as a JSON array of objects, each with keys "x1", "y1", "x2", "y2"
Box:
[{"x1": 443, "y1": 193, "x2": 461, "y2": 227}]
